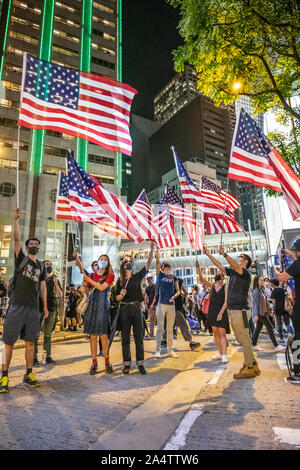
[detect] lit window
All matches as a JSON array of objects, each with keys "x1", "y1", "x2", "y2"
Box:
[{"x1": 0, "y1": 182, "x2": 16, "y2": 198}]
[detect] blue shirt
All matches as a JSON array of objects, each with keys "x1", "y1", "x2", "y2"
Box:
[{"x1": 156, "y1": 272, "x2": 176, "y2": 305}]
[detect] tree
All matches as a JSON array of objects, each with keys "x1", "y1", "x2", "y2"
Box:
[{"x1": 168, "y1": 0, "x2": 300, "y2": 121}]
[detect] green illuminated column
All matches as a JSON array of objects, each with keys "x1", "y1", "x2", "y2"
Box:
[
  {"x1": 29, "y1": 0, "x2": 55, "y2": 175},
  {"x1": 76, "y1": 0, "x2": 92, "y2": 170},
  {"x1": 0, "y1": 0, "x2": 12, "y2": 80},
  {"x1": 116, "y1": 0, "x2": 123, "y2": 189}
]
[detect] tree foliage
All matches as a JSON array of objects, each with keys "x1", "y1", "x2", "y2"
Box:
[{"x1": 168, "y1": 0, "x2": 300, "y2": 121}]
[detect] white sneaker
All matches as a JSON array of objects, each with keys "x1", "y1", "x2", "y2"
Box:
[
  {"x1": 154, "y1": 350, "x2": 161, "y2": 358},
  {"x1": 221, "y1": 354, "x2": 228, "y2": 364},
  {"x1": 252, "y1": 345, "x2": 264, "y2": 351},
  {"x1": 212, "y1": 353, "x2": 222, "y2": 360},
  {"x1": 274, "y1": 345, "x2": 285, "y2": 352},
  {"x1": 168, "y1": 350, "x2": 178, "y2": 358}
]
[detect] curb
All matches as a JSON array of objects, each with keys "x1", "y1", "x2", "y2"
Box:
[{"x1": 11, "y1": 333, "x2": 89, "y2": 350}]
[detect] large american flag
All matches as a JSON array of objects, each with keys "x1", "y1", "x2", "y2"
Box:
[
  {"x1": 55, "y1": 172, "x2": 72, "y2": 220},
  {"x1": 172, "y1": 148, "x2": 246, "y2": 235},
  {"x1": 229, "y1": 109, "x2": 300, "y2": 220},
  {"x1": 201, "y1": 176, "x2": 240, "y2": 214},
  {"x1": 154, "y1": 190, "x2": 179, "y2": 248},
  {"x1": 132, "y1": 189, "x2": 153, "y2": 222},
  {"x1": 68, "y1": 156, "x2": 158, "y2": 242},
  {"x1": 279, "y1": 248, "x2": 296, "y2": 300},
  {"x1": 18, "y1": 54, "x2": 137, "y2": 155}
]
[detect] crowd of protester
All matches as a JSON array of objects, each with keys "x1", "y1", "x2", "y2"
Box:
[{"x1": 0, "y1": 208, "x2": 299, "y2": 393}]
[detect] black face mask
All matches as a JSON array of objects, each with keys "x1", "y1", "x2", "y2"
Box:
[
  {"x1": 215, "y1": 274, "x2": 223, "y2": 282},
  {"x1": 46, "y1": 266, "x2": 53, "y2": 273},
  {"x1": 28, "y1": 246, "x2": 39, "y2": 255}
]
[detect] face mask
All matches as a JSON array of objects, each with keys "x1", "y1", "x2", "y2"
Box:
[
  {"x1": 125, "y1": 263, "x2": 132, "y2": 270},
  {"x1": 99, "y1": 260, "x2": 108, "y2": 269},
  {"x1": 92, "y1": 265, "x2": 99, "y2": 271},
  {"x1": 215, "y1": 274, "x2": 222, "y2": 282},
  {"x1": 46, "y1": 266, "x2": 53, "y2": 273},
  {"x1": 28, "y1": 246, "x2": 39, "y2": 255}
]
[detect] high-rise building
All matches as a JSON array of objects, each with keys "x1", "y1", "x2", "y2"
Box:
[{"x1": 0, "y1": 0, "x2": 122, "y2": 279}]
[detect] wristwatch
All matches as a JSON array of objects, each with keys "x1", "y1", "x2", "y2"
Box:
[{"x1": 223, "y1": 253, "x2": 228, "y2": 258}]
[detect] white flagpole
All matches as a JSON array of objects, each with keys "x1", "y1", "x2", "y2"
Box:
[
  {"x1": 220, "y1": 179, "x2": 230, "y2": 247},
  {"x1": 16, "y1": 125, "x2": 21, "y2": 208}
]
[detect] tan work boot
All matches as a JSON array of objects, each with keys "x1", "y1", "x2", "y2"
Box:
[
  {"x1": 253, "y1": 361, "x2": 261, "y2": 376},
  {"x1": 234, "y1": 365, "x2": 256, "y2": 379}
]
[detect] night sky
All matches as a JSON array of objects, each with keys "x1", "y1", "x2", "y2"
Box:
[{"x1": 122, "y1": 0, "x2": 182, "y2": 119}]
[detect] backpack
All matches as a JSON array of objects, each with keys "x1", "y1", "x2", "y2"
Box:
[{"x1": 8, "y1": 256, "x2": 43, "y2": 298}]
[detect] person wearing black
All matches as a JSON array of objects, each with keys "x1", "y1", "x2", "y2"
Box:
[
  {"x1": 270, "y1": 278, "x2": 294, "y2": 341},
  {"x1": 115, "y1": 243, "x2": 154, "y2": 375},
  {"x1": 0, "y1": 273, "x2": 7, "y2": 327},
  {"x1": 275, "y1": 240, "x2": 300, "y2": 383},
  {"x1": 203, "y1": 244, "x2": 260, "y2": 379},
  {"x1": 174, "y1": 278, "x2": 201, "y2": 351},
  {"x1": 65, "y1": 284, "x2": 77, "y2": 331},
  {"x1": 144, "y1": 276, "x2": 157, "y2": 338},
  {"x1": 0, "y1": 209, "x2": 48, "y2": 394}
]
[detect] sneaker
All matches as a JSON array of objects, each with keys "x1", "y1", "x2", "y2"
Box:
[
  {"x1": 252, "y1": 345, "x2": 264, "y2": 351},
  {"x1": 33, "y1": 357, "x2": 40, "y2": 367},
  {"x1": 285, "y1": 375, "x2": 300, "y2": 384},
  {"x1": 190, "y1": 341, "x2": 200, "y2": 351},
  {"x1": 23, "y1": 372, "x2": 41, "y2": 388},
  {"x1": 89, "y1": 365, "x2": 98, "y2": 375},
  {"x1": 46, "y1": 356, "x2": 55, "y2": 364},
  {"x1": 122, "y1": 366, "x2": 130, "y2": 374},
  {"x1": 233, "y1": 366, "x2": 256, "y2": 379},
  {"x1": 154, "y1": 350, "x2": 161, "y2": 358},
  {"x1": 212, "y1": 353, "x2": 222, "y2": 360},
  {"x1": 138, "y1": 365, "x2": 147, "y2": 375},
  {"x1": 221, "y1": 354, "x2": 228, "y2": 364},
  {"x1": 274, "y1": 345, "x2": 286, "y2": 352},
  {"x1": 167, "y1": 350, "x2": 178, "y2": 358},
  {"x1": 99, "y1": 351, "x2": 104, "y2": 357},
  {"x1": 105, "y1": 364, "x2": 113, "y2": 374},
  {"x1": 253, "y1": 361, "x2": 261, "y2": 376},
  {"x1": 0, "y1": 376, "x2": 9, "y2": 393}
]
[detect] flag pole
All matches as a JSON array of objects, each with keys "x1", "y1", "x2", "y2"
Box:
[
  {"x1": 220, "y1": 179, "x2": 230, "y2": 247},
  {"x1": 16, "y1": 125, "x2": 21, "y2": 209}
]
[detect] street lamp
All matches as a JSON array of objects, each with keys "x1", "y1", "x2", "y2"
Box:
[{"x1": 232, "y1": 81, "x2": 242, "y2": 92}]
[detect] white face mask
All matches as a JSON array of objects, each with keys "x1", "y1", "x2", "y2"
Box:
[{"x1": 98, "y1": 260, "x2": 108, "y2": 269}]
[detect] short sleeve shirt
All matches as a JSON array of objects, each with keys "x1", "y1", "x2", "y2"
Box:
[
  {"x1": 145, "y1": 284, "x2": 157, "y2": 307},
  {"x1": 287, "y1": 258, "x2": 300, "y2": 306},
  {"x1": 10, "y1": 250, "x2": 46, "y2": 309},
  {"x1": 225, "y1": 267, "x2": 251, "y2": 310},
  {"x1": 116, "y1": 267, "x2": 148, "y2": 302},
  {"x1": 271, "y1": 287, "x2": 286, "y2": 313},
  {"x1": 156, "y1": 272, "x2": 176, "y2": 305}
]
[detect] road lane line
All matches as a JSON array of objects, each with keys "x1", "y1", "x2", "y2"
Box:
[
  {"x1": 273, "y1": 427, "x2": 300, "y2": 448},
  {"x1": 207, "y1": 365, "x2": 226, "y2": 385},
  {"x1": 164, "y1": 405, "x2": 203, "y2": 450},
  {"x1": 276, "y1": 353, "x2": 288, "y2": 370}
]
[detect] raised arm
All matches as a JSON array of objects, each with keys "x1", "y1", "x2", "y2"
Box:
[
  {"x1": 146, "y1": 242, "x2": 155, "y2": 271},
  {"x1": 155, "y1": 247, "x2": 160, "y2": 275},
  {"x1": 203, "y1": 246, "x2": 226, "y2": 273},
  {"x1": 13, "y1": 209, "x2": 22, "y2": 256},
  {"x1": 219, "y1": 245, "x2": 242, "y2": 275},
  {"x1": 274, "y1": 265, "x2": 292, "y2": 283},
  {"x1": 195, "y1": 261, "x2": 213, "y2": 289}
]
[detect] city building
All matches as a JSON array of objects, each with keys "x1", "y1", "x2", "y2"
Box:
[{"x1": 0, "y1": 0, "x2": 122, "y2": 280}]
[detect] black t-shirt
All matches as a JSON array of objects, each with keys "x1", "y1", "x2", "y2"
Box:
[
  {"x1": 287, "y1": 257, "x2": 300, "y2": 306},
  {"x1": 145, "y1": 284, "x2": 156, "y2": 307},
  {"x1": 225, "y1": 267, "x2": 251, "y2": 310},
  {"x1": 271, "y1": 287, "x2": 286, "y2": 313},
  {"x1": 10, "y1": 250, "x2": 46, "y2": 309},
  {"x1": 116, "y1": 267, "x2": 148, "y2": 302},
  {"x1": 175, "y1": 293, "x2": 184, "y2": 312}
]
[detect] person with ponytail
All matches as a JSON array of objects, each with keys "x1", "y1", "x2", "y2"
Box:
[
  {"x1": 196, "y1": 261, "x2": 230, "y2": 364},
  {"x1": 75, "y1": 254, "x2": 115, "y2": 375}
]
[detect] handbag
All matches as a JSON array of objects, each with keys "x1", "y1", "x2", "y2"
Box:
[
  {"x1": 202, "y1": 294, "x2": 210, "y2": 314},
  {"x1": 76, "y1": 288, "x2": 95, "y2": 316},
  {"x1": 284, "y1": 294, "x2": 294, "y2": 315}
]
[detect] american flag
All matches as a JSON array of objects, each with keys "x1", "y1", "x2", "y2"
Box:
[
  {"x1": 229, "y1": 109, "x2": 300, "y2": 220},
  {"x1": 154, "y1": 190, "x2": 179, "y2": 248},
  {"x1": 132, "y1": 189, "x2": 153, "y2": 222},
  {"x1": 55, "y1": 172, "x2": 72, "y2": 220},
  {"x1": 64, "y1": 159, "x2": 128, "y2": 238},
  {"x1": 172, "y1": 148, "x2": 246, "y2": 235},
  {"x1": 279, "y1": 248, "x2": 296, "y2": 300},
  {"x1": 184, "y1": 221, "x2": 204, "y2": 250},
  {"x1": 201, "y1": 176, "x2": 240, "y2": 214},
  {"x1": 18, "y1": 54, "x2": 137, "y2": 155},
  {"x1": 68, "y1": 156, "x2": 158, "y2": 242}
]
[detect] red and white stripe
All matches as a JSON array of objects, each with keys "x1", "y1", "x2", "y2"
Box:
[
  {"x1": 168, "y1": 204, "x2": 195, "y2": 224},
  {"x1": 18, "y1": 54, "x2": 137, "y2": 155},
  {"x1": 268, "y1": 148, "x2": 300, "y2": 221},
  {"x1": 132, "y1": 190, "x2": 153, "y2": 222},
  {"x1": 154, "y1": 211, "x2": 179, "y2": 248},
  {"x1": 220, "y1": 190, "x2": 240, "y2": 212},
  {"x1": 184, "y1": 221, "x2": 204, "y2": 250}
]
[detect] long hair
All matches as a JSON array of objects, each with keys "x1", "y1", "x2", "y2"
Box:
[
  {"x1": 98, "y1": 254, "x2": 111, "y2": 281},
  {"x1": 119, "y1": 259, "x2": 129, "y2": 285},
  {"x1": 253, "y1": 276, "x2": 262, "y2": 291}
]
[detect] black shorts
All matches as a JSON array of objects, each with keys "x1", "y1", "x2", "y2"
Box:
[{"x1": 2, "y1": 304, "x2": 41, "y2": 345}]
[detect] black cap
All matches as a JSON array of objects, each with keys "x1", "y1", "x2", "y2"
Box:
[{"x1": 291, "y1": 239, "x2": 300, "y2": 251}]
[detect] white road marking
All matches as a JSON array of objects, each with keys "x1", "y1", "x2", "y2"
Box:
[
  {"x1": 273, "y1": 427, "x2": 300, "y2": 448},
  {"x1": 276, "y1": 353, "x2": 289, "y2": 370},
  {"x1": 164, "y1": 405, "x2": 203, "y2": 450},
  {"x1": 208, "y1": 365, "x2": 226, "y2": 385}
]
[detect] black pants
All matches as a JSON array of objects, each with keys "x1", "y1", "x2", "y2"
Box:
[
  {"x1": 275, "y1": 311, "x2": 292, "y2": 339},
  {"x1": 252, "y1": 315, "x2": 278, "y2": 347},
  {"x1": 197, "y1": 311, "x2": 208, "y2": 330},
  {"x1": 291, "y1": 307, "x2": 300, "y2": 375},
  {"x1": 119, "y1": 303, "x2": 144, "y2": 366}
]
